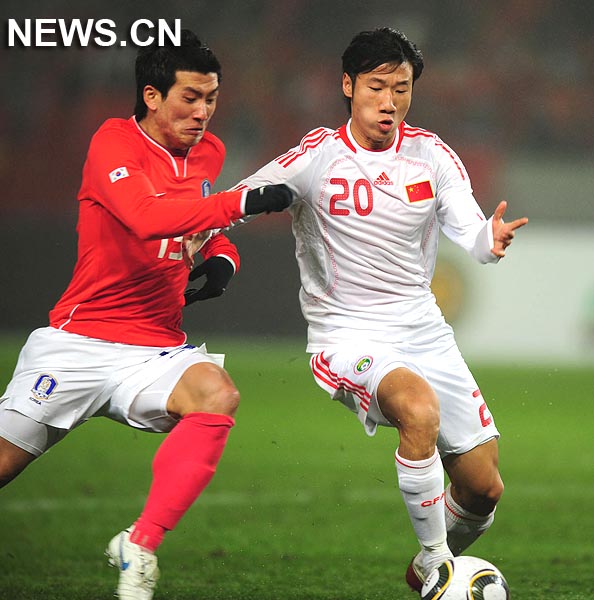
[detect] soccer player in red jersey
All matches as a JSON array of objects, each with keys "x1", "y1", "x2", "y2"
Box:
[
  {"x1": 232, "y1": 28, "x2": 528, "y2": 594},
  {"x1": 0, "y1": 30, "x2": 293, "y2": 599}
]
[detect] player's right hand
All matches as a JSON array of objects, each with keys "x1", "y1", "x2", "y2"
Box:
[{"x1": 244, "y1": 184, "x2": 295, "y2": 215}]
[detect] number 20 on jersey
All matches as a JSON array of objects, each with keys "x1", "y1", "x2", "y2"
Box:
[{"x1": 329, "y1": 178, "x2": 374, "y2": 216}]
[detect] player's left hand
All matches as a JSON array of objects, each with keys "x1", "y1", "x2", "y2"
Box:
[
  {"x1": 245, "y1": 184, "x2": 295, "y2": 214},
  {"x1": 184, "y1": 256, "x2": 234, "y2": 305},
  {"x1": 491, "y1": 201, "x2": 528, "y2": 258}
]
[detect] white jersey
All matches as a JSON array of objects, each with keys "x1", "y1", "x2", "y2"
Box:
[{"x1": 236, "y1": 120, "x2": 498, "y2": 352}]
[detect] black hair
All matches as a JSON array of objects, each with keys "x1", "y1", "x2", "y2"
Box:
[
  {"x1": 341, "y1": 27, "x2": 424, "y2": 111},
  {"x1": 134, "y1": 29, "x2": 222, "y2": 119}
]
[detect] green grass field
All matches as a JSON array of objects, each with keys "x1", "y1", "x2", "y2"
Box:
[{"x1": 0, "y1": 334, "x2": 593, "y2": 599}]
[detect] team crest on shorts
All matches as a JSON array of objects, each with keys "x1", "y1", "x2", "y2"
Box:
[
  {"x1": 31, "y1": 374, "x2": 58, "y2": 400},
  {"x1": 354, "y1": 356, "x2": 373, "y2": 374}
]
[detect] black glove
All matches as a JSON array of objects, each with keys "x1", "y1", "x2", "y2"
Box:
[
  {"x1": 245, "y1": 184, "x2": 294, "y2": 215},
  {"x1": 184, "y1": 256, "x2": 234, "y2": 305}
]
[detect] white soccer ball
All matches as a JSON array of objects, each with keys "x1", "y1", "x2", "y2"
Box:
[{"x1": 421, "y1": 556, "x2": 510, "y2": 600}]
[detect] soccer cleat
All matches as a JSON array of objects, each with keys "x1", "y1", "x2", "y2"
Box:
[
  {"x1": 106, "y1": 529, "x2": 160, "y2": 600},
  {"x1": 405, "y1": 553, "x2": 425, "y2": 594}
]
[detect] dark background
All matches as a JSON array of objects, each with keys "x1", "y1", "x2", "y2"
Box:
[{"x1": 1, "y1": 0, "x2": 593, "y2": 340}]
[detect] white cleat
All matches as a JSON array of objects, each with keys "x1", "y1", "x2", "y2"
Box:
[{"x1": 105, "y1": 529, "x2": 160, "y2": 600}]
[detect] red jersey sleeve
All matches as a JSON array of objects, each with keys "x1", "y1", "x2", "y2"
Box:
[
  {"x1": 80, "y1": 120, "x2": 246, "y2": 239},
  {"x1": 200, "y1": 233, "x2": 240, "y2": 272}
]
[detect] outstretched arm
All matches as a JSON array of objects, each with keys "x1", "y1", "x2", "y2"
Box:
[{"x1": 491, "y1": 201, "x2": 529, "y2": 258}]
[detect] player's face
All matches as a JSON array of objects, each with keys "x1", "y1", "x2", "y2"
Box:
[
  {"x1": 141, "y1": 70, "x2": 219, "y2": 153},
  {"x1": 343, "y1": 61, "x2": 413, "y2": 150}
]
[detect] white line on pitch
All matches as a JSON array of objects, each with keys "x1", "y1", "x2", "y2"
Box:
[{"x1": 1, "y1": 483, "x2": 590, "y2": 513}]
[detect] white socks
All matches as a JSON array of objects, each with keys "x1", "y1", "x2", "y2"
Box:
[
  {"x1": 395, "y1": 448, "x2": 452, "y2": 573},
  {"x1": 444, "y1": 483, "x2": 495, "y2": 555}
]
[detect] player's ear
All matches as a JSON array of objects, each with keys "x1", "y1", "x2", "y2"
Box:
[
  {"x1": 143, "y1": 85, "x2": 162, "y2": 111},
  {"x1": 342, "y1": 73, "x2": 354, "y2": 99}
]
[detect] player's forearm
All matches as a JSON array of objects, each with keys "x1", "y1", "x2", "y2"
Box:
[
  {"x1": 441, "y1": 216, "x2": 498, "y2": 265},
  {"x1": 126, "y1": 190, "x2": 247, "y2": 240},
  {"x1": 469, "y1": 217, "x2": 499, "y2": 264}
]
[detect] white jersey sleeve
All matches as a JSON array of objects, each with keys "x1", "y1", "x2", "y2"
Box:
[
  {"x1": 233, "y1": 127, "x2": 334, "y2": 197},
  {"x1": 432, "y1": 135, "x2": 498, "y2": 264}
]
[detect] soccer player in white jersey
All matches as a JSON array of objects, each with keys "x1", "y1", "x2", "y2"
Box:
[{"x1": 232, "y1": 27, "x2": 528, "y2": 593}]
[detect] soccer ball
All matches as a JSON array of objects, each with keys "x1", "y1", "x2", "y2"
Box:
[{"x1": 421, "y1": 556, "x2": 510, "y2": 599}]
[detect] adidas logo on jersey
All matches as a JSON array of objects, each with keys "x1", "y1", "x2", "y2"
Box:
[{"x1": 374, "y1": 172, "x2": 393, "y2": 185}]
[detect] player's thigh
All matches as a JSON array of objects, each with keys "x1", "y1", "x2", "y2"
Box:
[
  {"x1": 0, "y1": 404, "x2": 70, "y2": 484},
  {"x1": 376, "y1": 367, "x2": 440, "y2": 429},
  {"x1": 310, "y1": 345, "x2": 413, "y2": 436},
  {"x1": 109, "y1": 346, "x2": 237, "y2": 431}
]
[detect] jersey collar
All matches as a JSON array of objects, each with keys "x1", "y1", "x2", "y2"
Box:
[
  {"x1": 131, "y1": 115, "x2": 193, "y2": 177},
  {"x1": 338, "y1": 119, "x2": 404, "y2": 154}
]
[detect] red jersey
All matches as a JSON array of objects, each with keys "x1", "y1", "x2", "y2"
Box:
[{"x1": 50, "y1": 116, "x2": 245, "y2": 347}]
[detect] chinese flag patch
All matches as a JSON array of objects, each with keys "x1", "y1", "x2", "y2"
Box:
[{"x1": 405, "y1": 180, "x2": 434, "y2": 203}]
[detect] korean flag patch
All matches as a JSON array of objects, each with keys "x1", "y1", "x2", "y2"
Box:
[{"x1": 109, "y1": 166, "x2": 130, "y2": 183}]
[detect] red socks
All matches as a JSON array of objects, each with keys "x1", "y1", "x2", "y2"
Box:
[{"x1": 130, "y1": 411, "x2": 235, "y2": 552}]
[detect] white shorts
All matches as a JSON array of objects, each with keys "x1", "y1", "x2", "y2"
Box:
[
  {"x1": 309, "y1": 336, "x2": 499, "y2": 457},
  {"x1": 0, "y1": 327, "x2": 225, "y2": 456}
]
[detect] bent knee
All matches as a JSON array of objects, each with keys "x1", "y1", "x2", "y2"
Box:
[
  {"x1": 401, "y1": 394, "x2": 440, "y2": 433},
  {"x1": 168, "y1": 363, "x2": 241, "y2": 418},
  {"x1": 461, "y1": 475, "x2": 504, "y2": 514},
  {"x1": 485, "y1": 476, "x2": 504, "y2": 506},
  {"x1": 476, "y1": 470, "x2": 504, "y2": 505},
  {"x1": 378, "y1": 369, "x2": 440, "y2": 459},
  {"x1": 211, "y1": 385, "x2": 241, "y2": 416}
]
